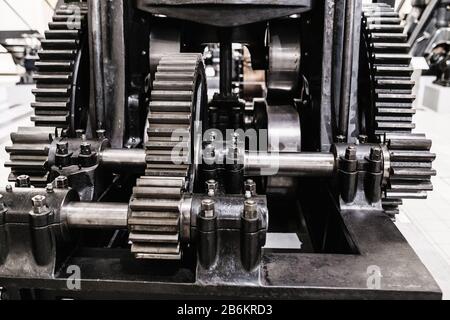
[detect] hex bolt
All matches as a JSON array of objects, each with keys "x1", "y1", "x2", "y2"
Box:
[
  {"x1": 244, "y1": 179, "x2": 256, "y2": 198},
  {"x1": 56, "y1": 141, "x2": 69, "y2": 155},
  {"x1": 16, "y1": 175, "x2": 30, "y2": 188},
  {"x1": 80, "y1": 142, "x2": 92, "y2": 155},
  {"x1": 32, "y1": 194, "x2": 46, "y2": 208},
  {"x1": 243, "y1": 199, "x2": 258, "y2": 219},
  {"x1": 201, "y1": 199, "x2": 215, "y2": 218},
  {"x1": 358, "y1": 135, "x2": 368, "y2": 144},
  {"x1": 75, "y1": 129, "x2": 84, "y2": 138},
  {"x1": 55, "y1": 176, "x2": 69, "y2": 189},
  {"x1": 205, "y1": 179, "x2": 218, "y2": 197},
  {"x1": 96, "y1": 129, "x2": 106, "y2": 140},
  {"x1": 336, "y1": 135, "x2": 345, "y2": 143},
  {"x1": 370, "y1": 147, "x2": 382, "y2": 161},
  {"x1": 46, "y1": 183, "x2": 54, "y2": 193},
  {"x1": 345, "y1": 145, "x2": 357, "y2": 160},
  {"x1": 5, "y1": 185, "x2": 12, "y2": 192},
  {"x1": 31, "y1": 195, "x2": 47, "y2": 214}
]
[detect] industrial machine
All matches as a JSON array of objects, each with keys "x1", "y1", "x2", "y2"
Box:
[{"x1": 0, "y1": 0, "x2": 441, "y2": 299}]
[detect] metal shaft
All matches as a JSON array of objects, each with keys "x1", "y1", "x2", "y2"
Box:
[
  {"x1": 244, "y1": 152, "x2": 336, "y2": 177},
  {"x1": 63, "y1": 202, "x2": 128, "y2": 228},
  {"x1": 99, "y1": 148, "x2": 146, "y2": 172}
]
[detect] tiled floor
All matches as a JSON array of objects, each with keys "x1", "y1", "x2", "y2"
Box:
[{"x1": 0, "y1": 77, "x2": 449, "y2": 299}]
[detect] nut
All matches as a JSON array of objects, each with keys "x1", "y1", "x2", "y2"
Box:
[
  {"x1": 16, "y1": 175, "x2": 30, "y2": 188},
  {"x1": 243, "y1": 199, "x2": 258, "y2": 219},
  {"x1": 55, "y1": 175, "x2": 69, "y2": 189},
  {"x1": 345, "y1": 145, "x2": 357, "y2": 161},
  {"x1": 201, "y1": 198, "x2": 215, "y2": 218}
]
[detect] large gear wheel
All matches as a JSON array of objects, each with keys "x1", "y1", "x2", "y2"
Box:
[
  {"x1": 129, "y1": 53, "x2": 207, "y2": 260},
  {"x1": 5, "y1": 2, "x2": 89, "y2": 187},
  {"x1": 360, "y1": 3, "x2": 436, "y2": 215}
]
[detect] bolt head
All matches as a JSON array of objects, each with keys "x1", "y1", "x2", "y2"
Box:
[
  {"x1": 46, "y1": 183, "x2": 54, "y2": 193},
  {"x1": 56, "y1": 141, "x2": 69, "y2": 155},
  {"x1": 80, "y1": 142, "x2": 92, "y2": 155},
  {"x1": 336, "y1": 135, "x2": 345, "y2": 143},
  {"x1": 31, "y1": 194, "x2": 46, "y2": 208},
  {"x1": 75, "y1": 129, "x2": 85, "y2": 138},
  {"x1": 370, "y1": 147, "x2": 382, "y2": 161},
  {"x1": 201, "y1": 198, "x2": 215, "y2": 211},
  {"x1": 244, "y1": 179, "x2": 256, "y2": 191},
  {"x1": 201, "y1": 198, "x2": 215, "y2": 218},
  {"x1": 358, "y1": 135, "x2": 368, "y2": 143},
  {"x1": 55, "y1": 175, "x2": 69, "y2": 189},
  {"x1": 5, "y1": 185, "x2": 12, "y2": 192},
  {"x1": 96, "y1": 129, "x2": 106, "y2": 139},
  {"x1": 16, "y1": 175, "x2": 30, "y2": 187},
  {"x1": 244, "y1": 199, "x2": 258, "y2": 219},
  {"x1": 345, "y1": 145, "x2": 357, "y2": 160}
]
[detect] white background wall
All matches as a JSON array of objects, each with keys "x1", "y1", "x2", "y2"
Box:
[{"x1": 0, "y1": 0, "x2": 57, "y2": 34}]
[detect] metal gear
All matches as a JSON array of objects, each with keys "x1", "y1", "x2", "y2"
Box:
[
  {"x1": 361, "y1": 3, "x2": 436, "y2": 215},
  {"x1": 4, "y1": 2, "x2": 89, "y2": 187},
  {"x1": 129, "y1": 53, "x2": 207, "y2": 260}
]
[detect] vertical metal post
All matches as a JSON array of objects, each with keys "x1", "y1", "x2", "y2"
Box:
[
  {"x1": 319, "y1": 0, "x2": 336, "y2": 151},
  {"x1": 88, "y1": 0, "x2": 105, "y2": 134},
  {"x1": 338, "y1": 0, "x2": 356, "y2": 140},
  {"x1": 219, "y1": 29, "x2": 233, "y2": 97},
  {"x1": 88, "y1": 0, "x2": 126, "y2": 148}
]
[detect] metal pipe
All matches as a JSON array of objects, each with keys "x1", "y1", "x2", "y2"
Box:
[
  {"x1": 88, "y1": 0, "x2": 105, "y2": 131},
  {"x1": 219, "y1": 29, "x2": 232, "y2": 96},
  {"x1": 244, "y1": 152, "x2": 336, "y2": 177},
  {"x1": 99, "y1": 148, "x2": 146, "y2": 172},
  {"x1": 338, "y1": 0, "x2": 356, "y2": 139},
  {"x1": 63, "y1": 202, "x2": 128, "y2": 228}
]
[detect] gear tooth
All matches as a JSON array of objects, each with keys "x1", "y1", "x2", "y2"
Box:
[
  {"x1": 362, "y1": 3, "x2": 435, "y2": 214},
  {"x1": 129, "y1": 53, "x2": 204, "y2": 261},
  {"x1": 5, "y1": 2, "x2": 87, "y2": 186}
]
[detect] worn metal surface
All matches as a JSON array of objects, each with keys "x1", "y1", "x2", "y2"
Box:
[
  {"x1": 0, "y1": 206, "x2": 441, "y2": 299},
  {"x1": 136, "y1": 0, "x2": 312, "y2": 27}
]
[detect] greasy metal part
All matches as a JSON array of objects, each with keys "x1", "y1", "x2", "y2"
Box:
[
  {"x1": 136, "y1": 0, "x2": 311, "y2": 27},
  {"x1": 88, "y1": 0, "x2": 105, "y2": 132},
  {"x1": 320, "y1": 0, "x2": 337, "y2": 151},
  {"x1": 102, "y1": 0, "x2": 126, "y2": 148},
  {"x1": 62, "y1": 202, "x2": 128, "y2": 228},
  {"x1": 198, "y1": 199, "x2": 217, "y2": 268},
  {"x1": 266, "y1": 19, "x2": 301, "y2": 101},
  {"x1": 0, "y1": 186, "x2": 79, "y2": 277},
  {"x1": 219, "y1": 29, "x2": 232, "y2": 96},
  {"x1": 241, "y1": 198, "x2": 264, "y2": 271},
  {"x1": 5, "y1": 2, "x2": 89, "y2": 187},
  {"x1": 244, "y1": 152, "x2": 336, "y2": 177},
  {"x1": 338, "y1": 0, "x2": 356, "y2": 139},
  {"x1": 98, "y1": 148, "x2": 146, "y2": 173},
  {"x1": 338, "y1": 145, "x2": 358, "y2": 203},
  {"x1": 129, "y1": 53, "x2": 207, "y2": 260},
  {"x1": 266, "y1": 104, "x2": 301, "y2": 152}
]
